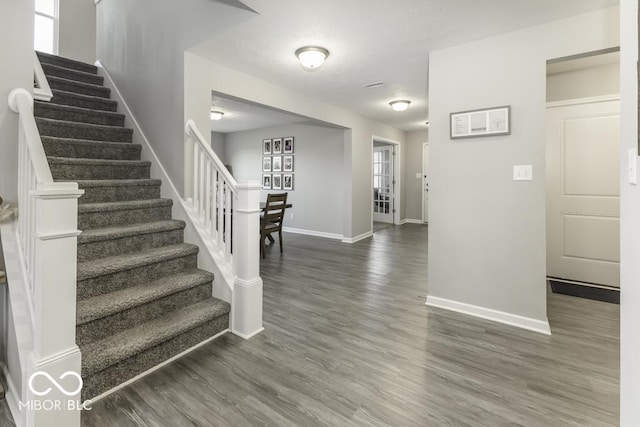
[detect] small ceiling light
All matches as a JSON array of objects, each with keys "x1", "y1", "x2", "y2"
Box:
[
  {"x1": 390, "y1": 100, "x2": 411, "y2": 112},
  {"x1": 295, "y1": 46, "x2": 330, "y2": 70},
  {"x1": 210, "y1": 110, "x2": 224, "y2": 120}
]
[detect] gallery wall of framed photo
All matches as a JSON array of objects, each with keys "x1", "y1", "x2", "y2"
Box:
[{"x1": 262, "y1": 136, "x2": 295, "y2": 191}]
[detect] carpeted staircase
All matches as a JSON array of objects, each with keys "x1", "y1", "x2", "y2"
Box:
[{"x1": 34, "y1": 51, "x2": 230, "y2": 401}]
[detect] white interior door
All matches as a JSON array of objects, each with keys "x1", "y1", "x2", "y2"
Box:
[
  {"x1": 546, "y1": 97, "x2": 620, "y2": 287},
  {"x1": 373, "y1": 145, "x2": 394, "y2": 223},
  {"x1": 422, "y1": 143, "x2": 429, "y2": 223}
]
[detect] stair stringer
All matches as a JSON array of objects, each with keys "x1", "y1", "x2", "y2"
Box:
[{"x1": 94, "y1": 62, "x2": 235, "y2": 310}]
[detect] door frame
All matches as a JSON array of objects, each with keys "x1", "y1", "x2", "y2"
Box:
[
  {"x1": 422, "y1": 142, "x2": 429, "y2": 223},
  {"x1": 371, "y1": 136, "x2": 402, "y2": 228}
]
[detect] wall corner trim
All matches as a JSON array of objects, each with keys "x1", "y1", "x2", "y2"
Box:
[{"x1": 425, "y1": 295, "x2": 551, "y2": 335}]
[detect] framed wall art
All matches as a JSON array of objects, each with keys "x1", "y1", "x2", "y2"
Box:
[
  {"x1": 263, "y1": 139, "x2": 272, "y2": 154},
  {"x1": 262, "y1": 157, "x2": 272, "y2": 172},
  {"x1": 272, "y1": 156, "x2": 282, "y2": 172},
  {"x1": 283, "y1": 136, "x2": 294, "y2": 153},
  {"x1": 283, "y1": 155, "x2": 293, "y2": 172},
  {"x1": 262, "y1": 174, "x2": 272, "y2": 190},
  {"x1": 272, "y1": 174, "x2": 282, "y2": 190},
  {"x1": 450, "y1": 105, "x2": 511, "y2": 139},
  {"x1": 283, "y1": 174, "x2": 293, "y2": 191},
  {"x1": 273, "y1": 138, "x2": 282, "y2": 154}
]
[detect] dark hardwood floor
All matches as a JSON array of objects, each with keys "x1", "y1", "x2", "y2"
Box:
[{"x1": 76, "y1": 223, "x2": 619, "y2": 426}]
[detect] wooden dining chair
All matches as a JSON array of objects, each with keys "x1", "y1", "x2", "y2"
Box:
[{"x1": 260, "y1": 192, "x2": 288, "y2": 259}]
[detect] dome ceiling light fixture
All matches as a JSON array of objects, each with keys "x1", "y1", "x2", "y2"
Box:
[
  {"x1": 210, "y1": 110, "x2": 224, "y2": 120},
  {"x1": 390, "y1": 100, "x2": 411, "y2": 112},
  {"x1": 295, "y1": 46, "x2": 330, "y2": 70}
]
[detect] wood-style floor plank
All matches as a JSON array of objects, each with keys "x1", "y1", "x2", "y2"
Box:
[{"x1": 72, "y1": 223, "x2": 618, "y2": 426}]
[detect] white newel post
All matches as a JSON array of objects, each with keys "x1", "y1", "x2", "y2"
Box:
[
  {"x1": 27, "y1": 183, "x2": 84, "y2": 427},
  {"x1": 231, "y1": 181, "x2": 264, "y2": 339}
]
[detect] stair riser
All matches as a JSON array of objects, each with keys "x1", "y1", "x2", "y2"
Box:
[
  {"x1": 50, "y1": 162, "x2": 150, "y2": 181},
  {"x1": 76, "y1": 283, "x2": 212, "y2": 346},
  {"x1": 42, "y1": 140, "x2": 141, "y2": 161},
  {"x1": 35, "y1": 103, "x2": 125, "y2": 127},
  {"x1": 77, "y1": 254, "x2": 198, "y2": 300},
  {"x1": 38, "y1": 53, "x2": 98, "y2": 74},
  {"x1": 79, "y1": 184, "x2": 160, "y2": 204},
  {"x1": 81, "y1": 315, "x2": 228, "y2": 400},
  {"x1": 49, "y1": 78, "x2": 110, "y2": 98},
  {"x1": 78, "y1": 228, "x2": 184, "y2": 262},
  {"x1": 79, "y1": 205, "x2": 172, "y2": 229},
  {"x1": 36, "y1": 119, "x2": 133, "y2": 142},
  {"x1": 51, "y1": 92, "x2": 118, "y2": 112},
  {"x1": 42, "y1": 63, "x2": 104, "y2": 86}
]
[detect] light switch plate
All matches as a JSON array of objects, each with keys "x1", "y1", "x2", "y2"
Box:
[
  {"x1": 628, "y1": 148, "x2": 637, "y2": 185},
  {"x1": 513, "y1": 165, "x2": 533, "y2": 181}
]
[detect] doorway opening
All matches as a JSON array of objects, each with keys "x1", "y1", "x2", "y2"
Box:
[
  {"x1": 545, "y1": 48, "x2": 620, "y2": 303},
  {"x1": 372, "y1": 137, "x2": 401, "y2": 232}
]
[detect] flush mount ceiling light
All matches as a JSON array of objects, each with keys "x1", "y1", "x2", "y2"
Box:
[
  {"x1": 210, "y1": 110, "x2": 224, "y2": 120},
  {"x1": 295, "y1": 46, "x2": 330, "y2": 70},
  {"x1": 390, "y1": 100, "x2": 411, "y2": 112}
]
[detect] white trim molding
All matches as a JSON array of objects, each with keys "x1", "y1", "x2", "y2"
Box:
[
  {"x1": 425, "y1": 295, "x2": 551, "y2": 335},
  {"x1": 546, "y1": 93, "x2": 620, "y2": 109},
  {"x1": 342, "y1": 231, "x2": 373, "y2": 244},
  {"x1": 403, "y1": 219, "x2": 423, "y2": 224},
  {"x1": 282, "y1": 227, "x2": 342, "y2": 241}
]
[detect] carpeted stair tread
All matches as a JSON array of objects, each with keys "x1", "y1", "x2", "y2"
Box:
[
  {"x1": 47, "y1": 75, "x2": 111, "y2": 98},
  {"x1": 36, "y1": 117, "x2": 133, "y2": 142},
  {"x1": 42, "y1": 137, "x2": 141, "y2": 160},
  {"x1": 78, "y1": 220, "x2": 185, "y2": 244},
  {"x1": 81, "y1": 299, "x2": 230, "y2": 377},
  {"x1": 77, "y1": 269, "x2": 214, "y2": 325},
  {"x1": 48, "y1": 156, "x2": 150, "y2": 180},
  {"x1": 47, "y1": 156, "x2": 150, "y2": 168},
  {"x1": 78, "y1": 198, "x2": 172, "y2": 214},
  {"x1": 35, "y1": 100, "x2": 125, "y2": 127},
  {"x1": 41, "y1": 62, "x2": 104, "y2": 86},
  {"x1": 51, "y1": 89, "x2": 118, "y2": 112},
  {"x1": 76, "y1": 179, "x2": 161, "y2": 189},
  {"x1": 37, "y1": 51, "x2": 98, "y2": 74},
  {"x1": 77, "y1": 243, "x2": 198, "y2": 282}
]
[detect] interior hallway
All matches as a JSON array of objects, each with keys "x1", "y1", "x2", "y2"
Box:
[{"x1": 79, "y1": 224, "x2": 619, "y2": 426}]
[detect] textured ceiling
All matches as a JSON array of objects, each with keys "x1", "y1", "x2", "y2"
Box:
[{"x1": 194, "y1": 0, "x2": 619, "y2": 132}]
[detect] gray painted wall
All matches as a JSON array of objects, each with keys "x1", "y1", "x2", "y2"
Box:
[
  {"x1": 225, "y1": 123, "x2": 345, "y2": 236},
  {"x1": 59, "y1": 0, "x2": 96, "y2": 63},
  {"x1": 427, "y1": 7, "x2": 619, "y2": 323},
  {"x1": 620, "y1": 1, "x2": 639, "y2": 424},
  {"x1": 547, "y1": 62, "x2": 619, "y2": 102},
  {"x1": 211, "y1": 131, "x2": 227, "y2": 164},
  {"x1": 95, "y1": 0, "x2": 252, "y2": 197},
  {"x1": 0, "y1": 0, "x2": 33, "y2": 205},
  {"x1": 404, "y1": 129, "x2": 428, "y2": 221}
]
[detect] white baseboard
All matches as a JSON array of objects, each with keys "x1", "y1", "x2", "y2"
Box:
[
  {"x1": 282, "y1": 227, "x2": 342, "y2": 240},
  {"x1": 403, "y1": 219, "x2": 423, "y2": 224},
  {"x1": 232, "y1": 327, "x2": 265, "y2": 340},
  {"x1": 86, "y1": 329, "x2": 230, "y2": 405},
  {"x1": 1, "y1": 364, "x2": 22, "y2": 427},
  {"x1": 425, "y1": 295, "x2": 551, "y2": 335},
  {"x1": 342, "y1": 231, "x2": 373, "y2": 244}
]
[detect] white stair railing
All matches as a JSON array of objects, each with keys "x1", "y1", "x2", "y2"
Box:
[
  {"x1": 33, "y1": 51, "x2": 52, "y2": 102},
  {"x1": 7, "y1": 87, "x2": 83, "y2": 427},
  {"x1": 184, "y1": 120, "x2": 264, "y2": 338}
]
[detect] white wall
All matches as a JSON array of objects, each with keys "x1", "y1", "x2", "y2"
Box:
[
  {"x1": 404, "y1": 129, "x2": 428, "y2": 221},
  {"x1": 185, "y1": 52, "x2": 406, "y2": 240},
  {"x1": 547, "y1": 62, "x2": 620, "y2": 102},
  {"x1": 95, "y1": 0, "x2": 253, "y2": 198},
  {"x1": 225, "y1": 123, "x2": 345, "y2": 236},
  {"x1": 427, "y1": 7, "x2": 619, "y2": 327},
  {"x1": 210, "y1": 131, "x2": 227, "y2": 164},
  {"x1": 59, "y1": 0, "x2": 96, "y2": 63},
  {"x1": 620, "y1": 1, "x2": 639, "y2": 424}
]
